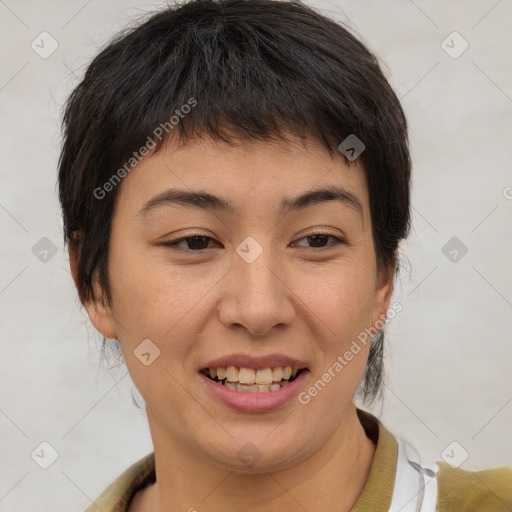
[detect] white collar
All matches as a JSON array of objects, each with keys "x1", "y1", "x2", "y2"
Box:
[{"x1": 389, "y1": 436, "x2": 439, "y2": 512}]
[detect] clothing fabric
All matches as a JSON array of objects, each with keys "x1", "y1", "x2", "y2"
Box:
[{"x1": 83, "y1": 409, "x2": 512, "y2": 511}]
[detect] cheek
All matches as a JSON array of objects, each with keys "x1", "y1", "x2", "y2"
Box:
[
  {"x1": 298, "y1": 261, "x2": 376, "y2": 338},
  {"x1": 298, "y1": 269, "x2": 375, "y2": 410},
  {"x1": 108, "y1": 239, "x2": 194, "y2": 330},
  {"x1": 296, "y1": 261, "x2": 376, "y2": 398},
  {"x1": 108, "y1": 252, "x2": 205, "y2": 417},
  {"x1": 107, "y1": 246, "x2": 226, "y2": 399}
]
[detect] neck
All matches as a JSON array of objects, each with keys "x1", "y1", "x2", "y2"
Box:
[{"x1": 132, "y1": 405, "x2": 376, "y2": 512}]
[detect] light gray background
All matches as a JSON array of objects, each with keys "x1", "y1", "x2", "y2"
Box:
[{"x1": 0, "y1": 0, "x2": 511, "y2": 510}]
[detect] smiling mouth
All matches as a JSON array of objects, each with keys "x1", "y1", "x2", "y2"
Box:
[{"x1": 200, "y1": 366, "x2": 306, "y2": 393}]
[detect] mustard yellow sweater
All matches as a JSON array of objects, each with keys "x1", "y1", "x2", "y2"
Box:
[{"x1": 84, "y1": 410, "x2": 512, "y2": 511}]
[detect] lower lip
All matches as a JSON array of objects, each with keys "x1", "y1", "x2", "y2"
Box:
[{"x1": 198, "y1": 371, "x2": 309, "y2": 413}]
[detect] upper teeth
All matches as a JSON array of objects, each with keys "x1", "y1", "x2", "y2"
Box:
[{"x1": 208, "y1": 366, "x2": 299, "y2": 384}]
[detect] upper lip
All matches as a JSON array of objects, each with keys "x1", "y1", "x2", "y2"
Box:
[{"x1": 201, "y1": 353, "x2": 308, "y2": 371}]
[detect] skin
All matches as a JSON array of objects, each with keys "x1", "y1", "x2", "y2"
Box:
[{"x1": 70, "y1": 131, "x2": 396, "y2": 512}]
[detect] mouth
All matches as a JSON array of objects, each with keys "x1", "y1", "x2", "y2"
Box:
[{"x1": 199, "y1": 366, "x2": 306, "y2": 393}]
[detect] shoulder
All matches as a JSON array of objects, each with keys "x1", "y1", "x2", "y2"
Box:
[
  {"x1": 83, "y1": 452, "x2": 156, "y2": 512},
  {"x1": 436, "y1": 461, "x2": 512, "y2": 512}
]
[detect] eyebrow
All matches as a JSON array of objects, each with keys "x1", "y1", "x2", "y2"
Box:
[{"x1": 137, "y1": 185, "x2": 363, "y2": 221}]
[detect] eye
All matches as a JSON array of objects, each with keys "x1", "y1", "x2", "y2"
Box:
[
  {"x1": 160, "y1": 233, "x2": 221, "y2": 251},
  {"x1": 159, "y1": 231, "x2": 345, "y2": 252},
  {"x1": 292, "y1": 232, "x2": 345, "y2": 249}
]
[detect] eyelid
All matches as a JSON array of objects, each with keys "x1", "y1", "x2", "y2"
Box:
[
  {"x1": 291, "y1": 231, "x2": 346, "y2": 248},
  {"x1": 159, "y1": 231, "x2": 218, "y2": 249},
  {"x1": 297, "y1": 227, "x2": 345, "y2": 239}
]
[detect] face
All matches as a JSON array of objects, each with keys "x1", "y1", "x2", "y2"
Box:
[{"x1": 78, "y1": 132, "x2": 394, "y2": 472}]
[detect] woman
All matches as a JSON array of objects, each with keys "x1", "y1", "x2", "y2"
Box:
[{"x1": 57, "y1": 0, "x2": 511, "y2": 510}]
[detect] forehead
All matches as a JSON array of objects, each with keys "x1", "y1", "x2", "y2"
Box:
[{"x1": 114, "y1": 132, "x2": 369, "y2": 219}]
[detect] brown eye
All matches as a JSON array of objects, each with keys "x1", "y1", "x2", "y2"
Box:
[
  {"x1": 161, "y1": 235, "x2": 220, "y2": 251},
  {"x1": 293, "y1": 233, "x2": 345, "y2": 249}
]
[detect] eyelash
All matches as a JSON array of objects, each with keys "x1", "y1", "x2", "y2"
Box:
[{"x1": 159, "y1": 231, "x2": 345, "y2": 252}]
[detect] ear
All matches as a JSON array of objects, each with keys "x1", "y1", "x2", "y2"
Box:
[
  {"x1": 370, "y1": 255, "x2": 397, "y2": 331},
  {"x1": 68, "y1": 240, "x2": 118, "y2": 340}
]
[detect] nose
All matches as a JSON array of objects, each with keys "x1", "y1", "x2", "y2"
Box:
[{"x1": 217, "y1": 246, "x2": 295, "y2": 336}]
